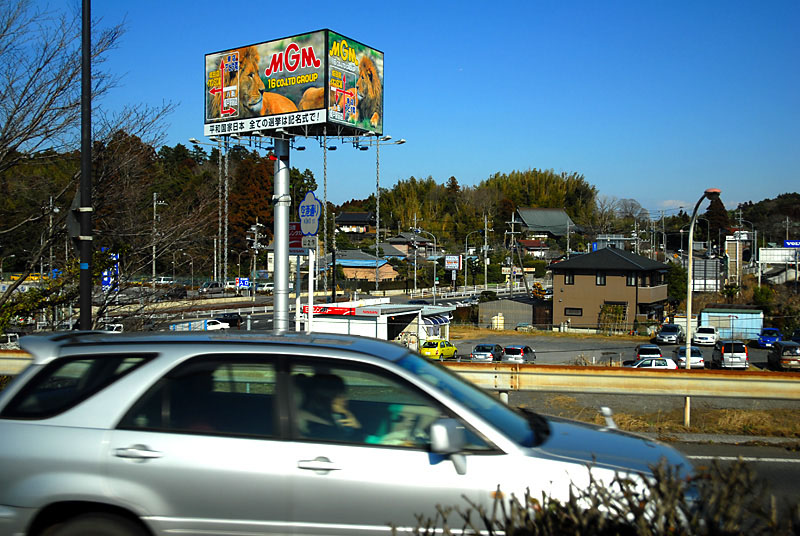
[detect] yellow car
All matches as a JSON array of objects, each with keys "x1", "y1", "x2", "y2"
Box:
[{"x1": 419, "y1": 339, "x2": 458, "y2": 360}]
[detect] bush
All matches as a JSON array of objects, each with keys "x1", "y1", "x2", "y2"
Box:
[{"x1": 396, "y1": 459, "x2": 799, "y2": 535}]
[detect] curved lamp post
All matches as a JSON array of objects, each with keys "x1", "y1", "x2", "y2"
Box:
[
  {"x1": 412, "y1": 227, "x2": 438, "y2": 305},
  {"x1": 684, "y1": 187, "x2": 721, "y2": 426}
]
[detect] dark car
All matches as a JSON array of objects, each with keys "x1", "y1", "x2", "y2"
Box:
[
  {"x1": 768, "y1": 340, "x2": 800, "y2": 371},
  {"x1": 790, "y1": 329, "x2": 800, "y2": 344},
  {"x1": 216, "y1": 312, "x2": 243, "y2": 329},
  {"x1": 408, "y1": 299, "x2": 430, "y2": 305},
  {"x1": 503, "y1": 345, "x2": 536, "y2": 364}
]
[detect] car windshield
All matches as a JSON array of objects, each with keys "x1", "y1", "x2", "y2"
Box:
[
  {"x1": 676, "y1": 347, "x2": 702, "y2": 357},
  {"x1": 474, "y1": 345, "x2": 493, "y2": 352},
  {"x1": 421, "y1": 341, "x2": 439, "y2": 349},
  {"x1": 762, "y1": 329, "x2": 779, "y2": 335},
  {"x1": 394, "y1": 354, "x2": 541, "y2": 448},
  {"x1": 661, "y1": 326, "x2": 679, "y2": 333},
  {"x1": 697, "y1": 327, "x2": 715, "y2": 334},
  {"x1": 504, "y1": 347, "x2": 522, "y2": 355},
  {"x1": 640, "y1": 347, "x2": 660, "y2": 355}
]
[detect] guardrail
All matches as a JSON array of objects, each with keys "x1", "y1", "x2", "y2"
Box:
[{"x1": 440, "y1": 362, "x2": 800, "y2": 400}]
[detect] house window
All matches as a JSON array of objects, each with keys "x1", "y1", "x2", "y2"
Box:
[
  {"x1": 627, "y1": 273, "x2": 636, "y2": 286},
  {"x1": 596, "y1": 272, "x2": 606, "y2": 286},
  {"x1": 564, "y1": 307, "x2": 583, "y2": 317},
  {"x1": 564, "y1": 273, "x2": 574, "y2": 285}
]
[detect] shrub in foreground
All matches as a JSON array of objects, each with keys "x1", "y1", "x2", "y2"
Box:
[{"x1": 397, "y1": 459, "x2": 799, "y2": 535}]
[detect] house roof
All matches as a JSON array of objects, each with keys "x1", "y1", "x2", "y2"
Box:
[
  {"x1": 518, "y1": 239, "x2": 549, "y2": 249},
  {"x1": 550, "y1": 247, "x2": 668, "y2": 272},
  {"x1": 335, "y1": 212, "x2": 374, "y2": 225},
  {"x1": 387, "y1": 232, "x2": 432, "y2": 245},
  {"x1": 516, "y1": 208, "x2": 577, "y2": 237},
  {"x1": 379, "y1": 243, "x2": 406, "y2": 258}
]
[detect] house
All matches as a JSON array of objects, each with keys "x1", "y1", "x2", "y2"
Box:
[
  {"x1": 335, "y1": 212, "x2": 375, "y2": 241},
  {"x1": 517, "y1": 239, "x2": 550, "y2": 258},
  {"x1": 550, "y1": 247, "x2": 668, "y2": 332},
  {"x1": 516, "y1": 208, "x2": 577, "y2": 238},
  {"x1": 386, "y1": 232, "x2": 435, "y2": 258},
  {"x1": 322, "y1": 249, "x2": 399, "y2": 282}
]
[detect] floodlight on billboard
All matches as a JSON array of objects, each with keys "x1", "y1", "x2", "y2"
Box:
[{"x1": 204, "y1": 30, "x2": 383, "y2": 138}]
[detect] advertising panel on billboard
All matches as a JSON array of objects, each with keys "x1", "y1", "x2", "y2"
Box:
[
  {"x1": 326, "y1": 31, "x2": 383, "y2": 135},
  {"x1": 204, "y1": 30, "x2": 382, "y2": 138}
]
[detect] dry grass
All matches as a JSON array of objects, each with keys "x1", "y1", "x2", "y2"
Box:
[
  {"x1": 532, "y1": 396, "x2": 800, "y2": 438},
  {"x1": 449, "y1": 324, "x2": 649, "y2": 342}
]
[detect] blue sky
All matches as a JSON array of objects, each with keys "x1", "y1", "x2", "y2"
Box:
[{"x1": 84, "y1": 0, "x2": 799, "y2": 215}]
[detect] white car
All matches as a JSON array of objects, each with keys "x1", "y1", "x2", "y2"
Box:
[
  {"x1": 627, "y1": 357, "x2": 679, "y2": 369},
  {"x1": 671, "y1": 346, "x2": 705, "y2": 369},
  {"x1": 205, "y1": 319, "x2": 229, "y2": 331},
  {"x1": 692, "y1": 326, "x2": 718, "y2": 346}
]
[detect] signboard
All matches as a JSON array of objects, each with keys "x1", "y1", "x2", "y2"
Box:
[
  {"x1": 784, "y1": 240, "x2": 800, "y2": 248},
  {"x1": 236, "y1": 277, "x2": 250, "y2": 288},
  {"x1": 288, "y1": 222, "x2": 307, "y2": 256},
  {"x1": 444, "y1": 255, "x2": 461, "y2": 270},
  {"x1": 299, "y1": 192, "x2": 321, "y2": 236},
  {"x1": 301, "y1": 305, "x2": 381, "y2": 316},
  {"x1": 204, "y1": 30, "x2": 383, "y2": 138}
]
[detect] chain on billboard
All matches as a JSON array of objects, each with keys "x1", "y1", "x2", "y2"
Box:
[{"x1": 204, "y1": 30, "x2": 383, "y2": 138}]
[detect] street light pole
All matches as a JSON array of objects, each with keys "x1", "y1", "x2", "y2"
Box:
[
  {"x1": 189, "y1": 137, "x2": 223, "y2": 282},
  {"x1": 465, "y1": 230, "x2": 482, "y2": 288},
  {"x1": 183, "y1": 252, "x2": 194, "y2": 290},
  {"x1": 685, "y1": 187, "x2": 721, "y2": 427},
  {"x1": 151, "y1": 192, "x2": 167, "y2": 291},
  {"x1": 412, "y1": 227, "x2": 438, "y2": 305}
]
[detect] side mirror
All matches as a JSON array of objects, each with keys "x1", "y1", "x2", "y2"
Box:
[{"x1": 430, "y1": 418, "x2": 467, "y2": 475}]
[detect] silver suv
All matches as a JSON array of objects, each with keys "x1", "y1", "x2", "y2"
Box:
[{"x1": 0, "y1": 332, "x2": 692, "y2": 536}]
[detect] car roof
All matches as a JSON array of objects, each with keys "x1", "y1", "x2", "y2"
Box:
[{"x1": 19, "y1": 331, "x2": 411, "y2": 367}]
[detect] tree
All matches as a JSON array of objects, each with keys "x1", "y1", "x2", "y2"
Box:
[{"x1": 704, "y1": 197, "x2": 730, "y2": 246}]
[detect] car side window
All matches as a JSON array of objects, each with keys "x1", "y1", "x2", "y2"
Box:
[
  {"x1": 119, "y1": 356, "x2": 277, "y2": 437},
  {"x1": 290, "y1": 360, "x2": 492, "y2": 451},
  {"x1": 1, "y1": 354, "x2": 152, "y2": 419}
]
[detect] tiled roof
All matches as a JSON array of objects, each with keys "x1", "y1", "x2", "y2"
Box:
[{"x1": 550, "y1": 247, "x2": 667, "y2": 272}]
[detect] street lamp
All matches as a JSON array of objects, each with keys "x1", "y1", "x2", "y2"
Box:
[
  {"x1": 189, "y1": 137, "x2": 223, "y2": 282},
  {"x1": 411, "y1": 227, "x2": 438, "y2": 305},
  {"x1": 1, "y1": 254, "x2": 15, "y2": 280},
  {"x1": 235, "y1": 249, "x2": 248, "y2": 279},
  {"x1": 465, "y1": 230, "x2": 483, "y2": 287},
  {"x1": 183, "y1": 252, "x2": 194, "y2": 289},
  {"x1": 362, "y1": 134, "x2": 406, "y2": 291},
  {"x1": 152, "y1": 192, "x2": 168, "y2": 291},
  {"x1": 686, "y1": 190, "x2": 721, "y2": 358}
]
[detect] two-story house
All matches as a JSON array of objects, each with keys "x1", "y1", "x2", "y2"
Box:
[{"x1": 550, "y1": 247, "x2": 668, "y2": 331}]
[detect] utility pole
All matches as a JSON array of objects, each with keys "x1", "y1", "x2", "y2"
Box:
[
  {"x1": 413, "y1": 213, "x2": 418, "y2": 293},
  {"x1": 484, "y1": 213, "x2": 491, "y2": 291},
  {"x1": 506, "y1": 214, "x2": 521, "y2": 296}
]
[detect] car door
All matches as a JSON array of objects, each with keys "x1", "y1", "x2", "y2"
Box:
[
  {"x1": 287, "y1": 358, "x2": 511, "y2": 535},
  {"x1": 107, "y1": 356, "x2": 291, "y2": 535}
]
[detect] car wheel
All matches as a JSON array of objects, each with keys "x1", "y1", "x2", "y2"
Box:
[
  {"x1": 452, "y1": 352, "x2": 458, "y2": 361},
  {"x1": 43, "y1": 513, "x2": 146, "y2": 536}
]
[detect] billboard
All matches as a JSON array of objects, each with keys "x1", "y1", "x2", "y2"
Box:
[{"x1": 204, "y1": 30, "x2": 383, "y2": 138}]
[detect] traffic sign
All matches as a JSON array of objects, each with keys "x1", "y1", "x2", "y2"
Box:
[
  {"x1": 302, "y1": 236, "x2": 317, "y2": 249},
  {"x1": 299, "y1": 191, "x2": 322, "y2": 236},
  {"x1": 238, "y1": 277, "x2": 250, "y2": 288}
]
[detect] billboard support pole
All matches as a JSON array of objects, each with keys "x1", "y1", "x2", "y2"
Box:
[{"x1": 273, "y1": 138, "x2": 291, "y2": 332}]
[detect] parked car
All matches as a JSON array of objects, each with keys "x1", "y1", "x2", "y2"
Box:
[
  {"x1": 633, "y1": 344, "x2": 663, "y2": 361},
  {"x1": 691, "y1": 326, "x2": 718, "y2": 346},
  {"x1": 626, "y1": 357, "x2": 679, "y2": 369},
  {"x1": 198, "y1": 281, "x2": 223, "y2": 296},
  {"x1": 0, "y1": 332, "x2": 20, "y2": 349},
  {"x1": 756, "y1": 328, "x2": 782, "y2": 348},
  {"x1": 654, "y1": 324, "x2": 684, "y2": 345},
  {"x1": 102, "y1": 323, "x2": 124, "y2": 333},
  {"x1": 205, "y1": 319, "x2": 229, "y2": 331},
  {"x1": 154, "y1": 276, "x2": 174, "y2": 286},
  {"x1": 791, "y1": 329, "x2": 800, "y2": 343},
  {"x1": 0, "y1": 331, "x2": 692, "y2": 536},
  {"x1": 470, "y1": 343, "x2": 504, "y2": 363},
  {"x1": 767, "y1": 340, "x2": 800, "y2": 371},
  {"x1": 408, "y1": 299, "x2": 430, "y2": 305},
  {"x1": 216, "y1": 312, "x2": 243, "y2": 329},
  {"x1": 418, "y1": 339, "x2": 458, "y2": 360},
  {"x1": 711, "y1": 340, "x2": 749, "y2": 369},
  {"x1": 671, "y1": 346, "x2": 704, "y2": 369},
  {"x1": 503, "y1": 345, "x2": 536, "y2": 364}
]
